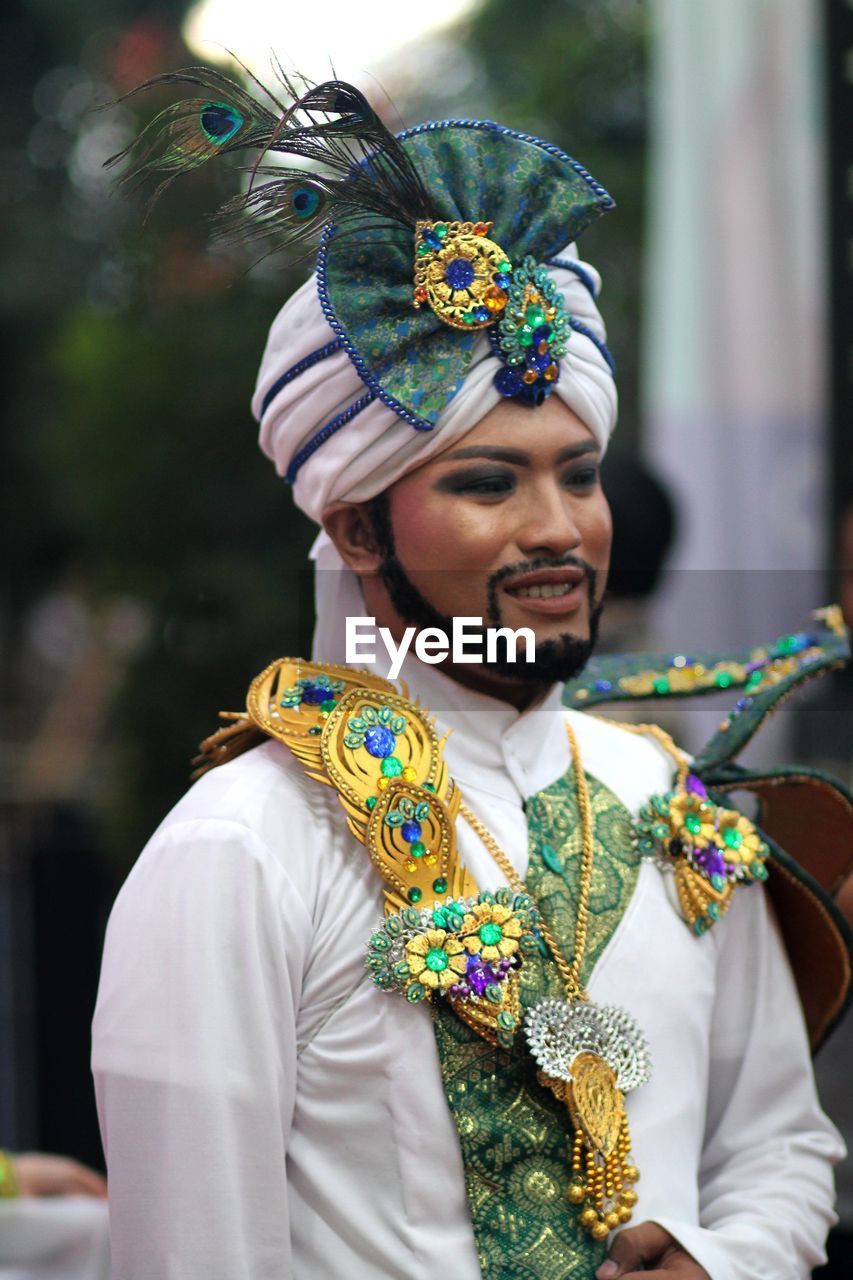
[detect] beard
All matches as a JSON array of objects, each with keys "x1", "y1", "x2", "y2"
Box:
[{"x1": 367, "y1": 493, "x2": 603, "y2": 687}]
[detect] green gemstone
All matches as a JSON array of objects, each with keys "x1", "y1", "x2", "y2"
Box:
[
  {"x1": 479, "y1": 922, "x2": 503, "y2": 946},
  {"x1": 432, "y1": 877, "x2": 448, "y2": 894},
  {"x1": 320, "y1": 698, "x2": 337, "y2": 713},
  {"x1": 308, "y1": 726, "x2": 322, "y2": 736},
  {"x1": 652, "y1": 822, "x2": 670, "y2": 841},
  {"x1": 723, "y1": 827, "x2": 743, "y2": 849},
  {"x1": 422, "y1": 782, "x2": 436, "y2": 792},
  {"x1": 381, "y1": 755, "x2": 403, "y2": 777},
  {"x1": 714, "y1": 671, "x2": 733, "y2": 688},
  {"x1": 777, "y1": 634, "x2": 797, "y2": 654},
  {"x1": 525, "y1": 304, "x2": 546, "y2": 326},
  {"x1": 498, "y1": 260, "x2": 512, "y2": 274},
  {"x1": 417, "y1": 241, "x2": 431, "y2": 256},
  {"x1": 685, "y1": 813, "x2": 702, "y2": 835},
  {"x1": 485, "y1": 983, "x2": 503, "y2": 1004},
  {"x1": 432, "y1": 907, "x2": 449, "y2": 928},
  {"x1": 707, "y1": 902, "x2": 721, "y2": 920},
  {"x1": 497, "y1": 1011, "x2": 516, "y2": 1030},
  {"x1": 652, "y1": 677, "x2": 670, "y2": 695},
  {"x1": 434, "y1": 222, "x2": 448, "y2": 238},
  {"x1": 711, "y1": 873, "x2": 726, "y2": 891},
  {"x1": 463, "y1": 312, "x2": 476, "y2": 325},
  {"x1": 540, "y1": 842, "x2": 563, "y2": 874},
  {"x1": 517, "y1": 324, "x2": 535, "y2": 347},
  {"x1": 751, "y1": 860, "x2": 768, "y2": 880},
  {"x1": 365, "y1": 796, "x2": 377, "y2": 811},
  {"x1": 408, "y1": 887, "x2": 422, "y2": 903},
  {"x1": 410, "y1": 841, "x2": 426, "y2": 859},
  {"x1": 425, "y1": 947, "x2": 449, "y2": 972},
  {"x1": 694, "y1": 918, "x2": 708, "y2": 936}
]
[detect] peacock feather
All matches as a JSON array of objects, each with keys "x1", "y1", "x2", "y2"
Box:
[{"x1": 108, "y1": 63, "x2": 442, "y2": 255}]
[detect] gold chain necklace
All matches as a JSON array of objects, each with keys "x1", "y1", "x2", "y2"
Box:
[{"x1": 460, "y1": 720, "x2": 650, "y2": 1241}]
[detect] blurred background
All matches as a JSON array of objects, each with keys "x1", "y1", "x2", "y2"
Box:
[{"x1": 1, "y1": 0, "x2": 851, "y2": 1274}]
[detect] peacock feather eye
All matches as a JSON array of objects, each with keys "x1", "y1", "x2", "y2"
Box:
[
  {"x1": 199, "y1": 102, "x2": 245, "y2": 145},
  {"x1": 291, "y1": 185, "x2": 323, "y2": 220}
]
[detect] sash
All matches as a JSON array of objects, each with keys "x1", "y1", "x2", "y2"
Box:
[{"x1": 432, "y1": 763, "x2": 639, "y2": 1279}]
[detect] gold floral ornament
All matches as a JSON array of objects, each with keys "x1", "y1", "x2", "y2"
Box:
[
  {"x1": 405, "y1": 929, "x2": 468, "y2": 991},
  {"x1": 634, "y1": 769, "x2": 770, "y2": 936},
  {"x1": 366, "y1": 888, "x2": 541, "y2": 1050},
  {"x1": 413, "y1": 219, "x2": 513, "y2": 330},
  {"x1": 461, "y1": 900, "x2": 523, "y2": 962}
]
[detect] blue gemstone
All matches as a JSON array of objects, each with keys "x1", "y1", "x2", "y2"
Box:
[
  {"x1": 423, "y1": 230, "x2": 442, "y2": 250},
  {"x1": 531, "y1": 324, "x2": 552, "y2": 343},
  {"x1": 495, "y1": 273, "x2": 512, "y2": 290},
  {"x1": 445, "y1": 257, "x2": 475, "y2": 290},
  {"x1": 300, "y1": 683, "x2": 328, "y2": 704},
  {"x1": 526, "y1": 349, "x2": 551, "y2": 373},
  {"x1": 364, "y1": 725, "x2": 396, "y2": 758},
  {"x1": 401, "y1": 820, "x2": 422, "y2": 843},
  {"x1": 594, "y1": 679, "x2": 613, "y2": 693},
  {"x1": 494, "y1": 367, "x2": 523, "y2": 398},
  {"x1": 473, "y1": 305, "x2": 490, "y2": 323}
]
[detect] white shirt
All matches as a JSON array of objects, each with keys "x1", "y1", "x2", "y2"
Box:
[{"x1": 92, "y1": 660, "x2": 842, "y2": 1279}]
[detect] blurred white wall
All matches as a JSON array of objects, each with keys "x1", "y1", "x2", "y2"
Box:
[{"x1": 644, "y1": 0, "x2": 828, "y2": 762}]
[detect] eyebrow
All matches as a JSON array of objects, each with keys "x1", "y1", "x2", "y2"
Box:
[{"x1": 438, "y1": 441, "x2": 600, "y2": 466}]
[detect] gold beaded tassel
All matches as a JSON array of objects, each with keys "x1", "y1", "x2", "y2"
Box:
[{"x1": 568, "y1": 1113, "x2": 639, "y2": 1240}]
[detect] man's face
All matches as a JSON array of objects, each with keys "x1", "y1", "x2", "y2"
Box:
[{"x1": 361, "y1": 396, "x2": 612, "y2": 693}]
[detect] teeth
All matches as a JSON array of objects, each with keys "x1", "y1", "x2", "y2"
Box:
[{"x1": 513, "y1": 582, "x2": 575, "y2": 599}]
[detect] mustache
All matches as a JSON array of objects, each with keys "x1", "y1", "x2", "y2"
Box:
[{"x1": 486, "y1": 555, "x2": 598, "y2": 626}]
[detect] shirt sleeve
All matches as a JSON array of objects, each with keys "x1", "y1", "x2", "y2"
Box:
[
  {"x1": 92, "y1": 816, "x2": 313, "y2": 1280},
  {"x1": 652, "y1": 882, "x2": 845, "y2": 1280}
]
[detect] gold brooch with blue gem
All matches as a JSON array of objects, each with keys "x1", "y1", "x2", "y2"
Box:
[{"x1": 413, "y1": 220, "x2": 571, "y2": 406}]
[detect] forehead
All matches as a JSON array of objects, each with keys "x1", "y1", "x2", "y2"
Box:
[{"x1": 436, "y1": 396, "x2": 598, "y2": 460}]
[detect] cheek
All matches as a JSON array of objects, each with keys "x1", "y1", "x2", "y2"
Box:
[{"x1": 389, "y1": 488, "x2": 507, "y2": 570}]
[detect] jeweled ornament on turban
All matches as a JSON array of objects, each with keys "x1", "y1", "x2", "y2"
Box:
[{"x1": 110, "y1": 67, "x2": 616, "y2": 469}]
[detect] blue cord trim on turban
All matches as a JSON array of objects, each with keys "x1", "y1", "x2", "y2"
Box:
[
  {"x1": 547, "y1": 257, "x2": 599, "y2": 299},
  {"x1": 315, "y1": 226, "x2": 437, "y2": 433},
  {"x1": 261, "y1": 338, "x2": 344, "y2": 417},
  {"x1": 568, "y1": 316, "x2": 616, "y2": 376},
  {"x1": 286, "y1": 389, "x2": 378, "y2": 484}
]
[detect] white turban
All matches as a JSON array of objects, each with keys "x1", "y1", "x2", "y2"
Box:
[{"x1": 252, "y1": 241, "x2": 617, "y2": 526}]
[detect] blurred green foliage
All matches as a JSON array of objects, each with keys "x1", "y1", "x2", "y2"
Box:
[{"x1": 3, "y1": 0, "x2": 646, "y2": 868}]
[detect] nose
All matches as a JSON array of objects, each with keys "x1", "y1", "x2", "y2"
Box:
[{"x1": 514, "y1": 478, "x2": 583, "y2": 560}]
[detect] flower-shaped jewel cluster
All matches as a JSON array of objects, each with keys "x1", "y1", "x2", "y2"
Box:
[
  {"x1": 277, "y1": 675, "x2": 345, "y2": 735},
  {"x1": 634, "y1": 773, "x2": 769, "y2": 926},
  {"x1": 344, "y1": 703, "x2": 409, "y2": 772},
  {"x1": 365, "y1": 890, "x2": 540, "y2": 1045},
  {"x1": 384, "y1": 795, "x2": 435, "y2": 871},
  {"x1": 491, "y1": 257, "x2": 571, "y2": 405}
]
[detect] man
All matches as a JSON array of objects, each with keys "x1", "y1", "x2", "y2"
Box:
[{"x1": 92, "y1": 72, "x2": 849, "y2": 1279}]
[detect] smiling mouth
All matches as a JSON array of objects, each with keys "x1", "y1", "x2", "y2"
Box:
[{"x1": 507, "y1": 581, "x2": 577, "y2": 600}]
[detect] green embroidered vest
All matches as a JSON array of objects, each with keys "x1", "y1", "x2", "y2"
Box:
[{"x1": 432, "y1": 762, "x2": 639, "y2": 1280}]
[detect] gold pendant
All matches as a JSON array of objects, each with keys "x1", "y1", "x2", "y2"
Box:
[
  {"x1": 525, "y1": 997, "x2": 649, "y2": 1239},
  {"x1": 566, "y1": 1052, "x2": 623, "y2": 1157}
]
